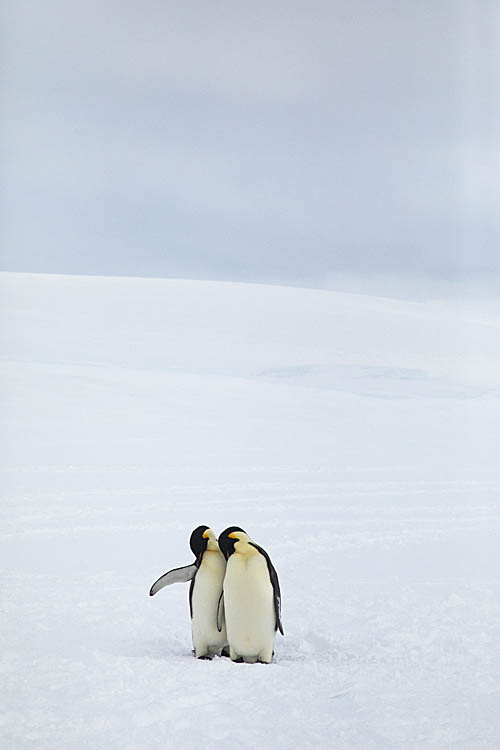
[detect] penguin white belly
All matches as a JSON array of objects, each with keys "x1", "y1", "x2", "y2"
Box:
[
  {"x1": 191, "y1": 550, "x2": 227, "y2": 657},
  {"x1": 224, "y1": 553, "x2": 276, "y2": 663}
]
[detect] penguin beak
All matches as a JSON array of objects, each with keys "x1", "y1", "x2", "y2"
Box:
[{"x1": 228, "y1": 531, "x2": 249, "y2": 542}]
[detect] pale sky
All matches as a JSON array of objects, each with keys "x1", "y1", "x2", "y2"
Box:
[{"x1": 2, "y1": 0, "x2": 499, "y2": 287}]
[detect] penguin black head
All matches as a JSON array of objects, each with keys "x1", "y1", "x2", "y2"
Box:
[
  {"x1": 189, "y1": 525, "x2": 210, "y2": 562},
  {"x1": 190, "y1": 525, "x2": 221, "y2": 562},
  {"x1": 218, "y1": 526, "x2": 248, "y2": 560}
]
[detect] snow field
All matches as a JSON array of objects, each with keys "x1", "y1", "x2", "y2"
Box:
[{"x1": 1, "y1": 272, "x2": 500, "y2": 748}]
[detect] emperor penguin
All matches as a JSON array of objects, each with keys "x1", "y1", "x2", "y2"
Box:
[
  {"x1": 218, "y1": 526, "x2": 283, "y2": 664},
  {"x1": 149, "y1": 525, "x2": 228, "y2": 659}
]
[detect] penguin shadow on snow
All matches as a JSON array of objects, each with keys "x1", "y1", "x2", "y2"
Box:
[{"x1": 149, "y1": 525, "x2": 284, "y2": 664}]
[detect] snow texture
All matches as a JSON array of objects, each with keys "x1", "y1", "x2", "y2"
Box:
[{"x1": 1, "y1": 272, "x2": 500, "y2": 748}]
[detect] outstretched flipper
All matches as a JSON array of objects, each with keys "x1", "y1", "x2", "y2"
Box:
[
  {"x1": 216, "y1": 591, "x2": 224, "y2": 632},
  {"x1": 149, "y1": 564, "x2": 198, "y2": 596}
]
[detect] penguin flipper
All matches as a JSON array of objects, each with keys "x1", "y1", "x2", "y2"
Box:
[
  {"x1": 249, "y1": 542, "x2": 284, "y2": 635},
  {"x1": 149, "y1": 564, "x2": 198, "y2": 596},
  {"x1": 216, "y1": 592, "x2": 224, "y2": 632}
]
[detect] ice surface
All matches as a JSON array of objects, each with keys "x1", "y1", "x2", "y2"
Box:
[{"x1": 1, "y1": 272, "x2": 500, "y2": 748}]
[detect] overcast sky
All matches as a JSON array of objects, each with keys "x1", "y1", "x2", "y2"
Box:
[{"x1": 2, "y1": 0, "x2": 499, "y2": 288}]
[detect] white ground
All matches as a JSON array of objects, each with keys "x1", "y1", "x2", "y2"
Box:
[{"x1": 1, "y1": 272, "x2": 500, "y2": 749}]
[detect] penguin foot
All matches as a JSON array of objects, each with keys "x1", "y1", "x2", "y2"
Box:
[
  {"x1": 196, "y1": 654, "x2": 213, "y2": 660},
  {"x1": 256, "y1": 647, "x2": 274, "y2": 664},
  {"x1": 221, "y1": 647, "x2": 231, "y2": 658}
]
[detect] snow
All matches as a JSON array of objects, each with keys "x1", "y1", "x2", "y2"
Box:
[{"x1": 1, "y1": 271, "x2": 500, "y2": 749}]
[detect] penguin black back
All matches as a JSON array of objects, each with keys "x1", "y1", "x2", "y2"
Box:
[{"x1": 218, "y1": 526, "x2": 247, "y2": 560}]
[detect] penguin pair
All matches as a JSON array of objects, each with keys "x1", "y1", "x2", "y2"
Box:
[{"x1": 149, "y1": 525, "x2": 283, "y2": 663}]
